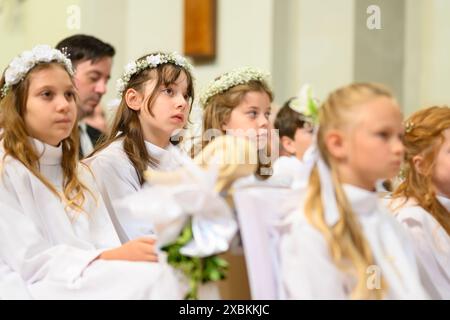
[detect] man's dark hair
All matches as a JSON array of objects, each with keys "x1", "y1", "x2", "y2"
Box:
[
  {"x1": 56, "y1": 34, "x2": 115, "y2": 66},
  {"x1": 274, "y1": 97, "x2": 311, "y2": 139}
]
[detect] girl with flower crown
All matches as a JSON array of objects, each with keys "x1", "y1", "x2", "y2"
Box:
[
  {"x1": 280, "y1": 83, "x2": 428, "y2": 299},
  {"x1": 230, "y1": 85, "x2": 318, "y2": 299},
  {"x1": 389, "y1": 106, "x2": 450, "y2": 299},
  {"x1": 0, "y1": 45, "x2": 184, "y2": 299},
  {"x1": 84, "y1": 52, "x2": 194, "y2": 243}
]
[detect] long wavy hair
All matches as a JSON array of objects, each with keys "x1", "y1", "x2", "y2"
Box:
[
  {"x1": 0, "y1": 62, "x2": 94, "y2": 212},
  {"x1": 392, "y1": 106, "x2": 450, "y2": 236},
  {"x1": 304, "y1": 83, "x2": 394, "y2": 299},
  {"x1": 201, "y1": 80, "x2": 273, "y2": 179},
  {"x1": 89, "y1": 53, "x2": 194, "y2": 185}
]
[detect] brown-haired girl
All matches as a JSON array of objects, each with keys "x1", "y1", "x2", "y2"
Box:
[
  {"x1": 0, "y1": 45, "x2": 183, "y2": 299},
  {"x1": 85, "y1": 52, "x2": 194, "y2": 242},
  {"x1": 198, "y1": 67, "x2": 273, "y2": 299}
]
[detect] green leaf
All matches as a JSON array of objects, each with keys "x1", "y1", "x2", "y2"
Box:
[{"x1": 162, "y1": 219, "x2": 230, "y2": 300}]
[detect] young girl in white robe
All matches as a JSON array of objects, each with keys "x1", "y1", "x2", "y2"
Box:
[
  {"x1": 389, "y1": 106, "x2": 450, "y2": 299},
  {"x1": 280, "y1": 83, "x2": 429, "y2": 299},
  {"x1": 0, "y1": 259, "x2": 31, "y2": 299},
  {"x1": 84, "y1": 52, "x2": 194, "y2": 243},
  {"x1": 230, "y1": 85, "x2": 317, "y2": 299},
  {"x1": 0, "y1": 45, "x2": 184, "y2": 299}
]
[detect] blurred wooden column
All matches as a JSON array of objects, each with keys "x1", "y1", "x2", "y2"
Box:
[{"x1": 184, "y1": 0, "x2": 216, "y2": 61}]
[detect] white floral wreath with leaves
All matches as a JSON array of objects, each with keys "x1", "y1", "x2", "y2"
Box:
[
  {"x1": 116, "y1": 52, "x2": 194, "y2": 98},
  {"x1": 199, "y1": 67, "x2": 271, "y2": 107},
  {"x1": 0, "y1": 45, "x2": 74, "y2": 99},
  {"x1": 288, "y1": 84, "x2": 321, "y2": 124}
]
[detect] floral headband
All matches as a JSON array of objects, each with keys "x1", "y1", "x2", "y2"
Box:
[
  {"x1": 116, "y1": 52, "x2": 194, "y2": 97},
  {"x1": 199, "y1": 67, "x2": 270, "y2": 107},
  {"x1": 288, "y1": 84, "x2": 320, "y2": 124},
  {"x1": 0, "y1": 45, "x2": 74, "y2": 99}
]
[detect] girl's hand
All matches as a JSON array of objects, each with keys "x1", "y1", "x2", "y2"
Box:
[{"x1": 99, "y1": 237, "x2": 158, "y2": 262}]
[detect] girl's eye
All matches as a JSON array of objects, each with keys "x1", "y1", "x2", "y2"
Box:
[
  {"x1": 184, "y1": 94, "x2": 190, "y2": 101},
  {"x1": 247, "y1": 111, "x2": 257, "y2": 118},
  {"x1": 264, "y1": 112, "x2": 271, "y2": 120},
  {"x1": 65, "y1": 91, "x2": 75, "y2": 100},
  {"x1": 377, "y1": 131, "x2": 390, "y2": 139},
  {"x1": 162, "y1": 88, "x2": 174, "y2": 96},
  {"x1": 41, "y1": 91, "x2": 53, "y2": 99}
]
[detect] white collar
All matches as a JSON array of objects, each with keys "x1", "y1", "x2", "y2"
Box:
[
  {"x1": 342, "y1": 184, "x2": 379, "y2": 216},
  {"x1": 144, "y1": 140, "x2": 171, "y2": 160},
  {"x1": 437, "y1": 194, "x2": 450, "y2": 212},
  {"x1": 31, "y1": 138, "x2": 62, "y2": 165}
]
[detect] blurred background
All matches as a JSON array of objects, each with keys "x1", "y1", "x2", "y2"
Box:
[{"x1": 1, "y1": 0, "x2": 448, "y2": 117}]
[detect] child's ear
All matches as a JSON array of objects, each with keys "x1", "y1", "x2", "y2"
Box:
[
  {"x1": 124, "y1": 88, "x2": 143, "y2": 111},
  {"x1": 412, "y1": 155, "x2": 425, "y2": 175},
  {"x1": 325, "y1": 130, "x2": 346, "y2": 160},
  {"x1": 281, "y1": 136, "x2": 296, "y2": 155},
  {"x1": 221, "y1": 120, "x2": 229, "y2": 132}
]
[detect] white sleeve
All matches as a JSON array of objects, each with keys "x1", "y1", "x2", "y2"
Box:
[
  {"x1": 280, "y1": 220, "x2": 348, "y2": 299},
  {"x1": 87, "y1": 155, "x2": 147, "y2": 242},
  {"x1": 0, "y1": 197, "x2": 102, "y2": 285},
  {"x1": 0, "y1": 259, "x2": 32, "y2": 299},
  {"x1": 396, "y1": 210, "x2": 450, "y2": 299}
]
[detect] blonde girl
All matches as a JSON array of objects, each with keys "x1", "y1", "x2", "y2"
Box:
[{"x1": 280, "y1": 83, "x2": 428, "y2": 299}]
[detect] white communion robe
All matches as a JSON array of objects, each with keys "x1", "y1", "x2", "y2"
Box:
[
  {"x1": 0, "y1": 259, "x2": 31, "y2": 300},
  {"x1": 85, "y1": 139, "x2": 182, "y2": 243},
  {"x1": 0, "y1": 139, "x2": 184, "y2": 299},
  {"x1": 390, "y1": 196, "x2": 450, "y2": 299},
  {"x1": 280, "y1": 184, "x2": 429, "y2": 300},
  {"x1": 269, "y1": 156, "x2": 305, "y2": 188}
]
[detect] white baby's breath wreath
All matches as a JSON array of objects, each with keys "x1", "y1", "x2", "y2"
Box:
[
  {"x1": 116, "y1": 52, "x2": 194, "y2": 97},
  {"x1": 199, "y1": 67, "x2": 270, "y2": 107},
  {"x1": 1, "y1": 45, "x2": 74, "y2": 99}
]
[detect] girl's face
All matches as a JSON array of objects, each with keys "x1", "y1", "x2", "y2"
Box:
[
  {"x1": 330, "y1": 96, "x2": 404, "y2": 190},
  {"x1": 222, "y1": 91, "x2": 271, "y2": 146},
  {"x1": 133, "y1": 71, "x2": 190, "y2": 147},
  {"x1": 432, "y1": 129, "x2": 450, "y2": 198},
  {"x1": 25, "y1": 64, "x2": 77, "y2": 146}
]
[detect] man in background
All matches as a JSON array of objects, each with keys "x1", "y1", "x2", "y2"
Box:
[{"x1": 56, "y1": 34, "x2": 115, "y2": 157}]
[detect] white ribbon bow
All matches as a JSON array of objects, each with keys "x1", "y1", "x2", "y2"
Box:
[{"x1": 117, "y1": 148, "x2": 238, "y2": 258}]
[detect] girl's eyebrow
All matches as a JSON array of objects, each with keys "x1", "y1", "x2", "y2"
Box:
[
  {"x1": 32, "y1": 85, "x2": 56, "y2": 92},
  {"x1": 34, "y1": 84, "x2": 74, "y2": 91}
]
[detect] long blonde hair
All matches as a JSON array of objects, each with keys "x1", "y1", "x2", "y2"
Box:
[
  {"x1": 305, "y1": 83, "x2": 394, "y2": 299},
  {"x1": 392, "y1": 106, "x2": 450, "y2": 236},
  {"x1": 0, "y1": 62, "x2": 94, "y2": 212},
  {"x1": 201, "y1": 80, "x2": 273, "y2": 178},
  {"x1": 90, "y1": 53, "x2": 194, "y2": 185}
]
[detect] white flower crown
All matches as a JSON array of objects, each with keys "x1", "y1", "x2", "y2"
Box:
[
  {"x1": 116, "y1": 52, "x2": 194, "y2": 97},
  {"x1": 288, "y1": 84, "x2": 321, "y2": 123},
  {"x1": 0, "y1": 45, "x2": 74, "y2": 99},
  {"x1": 199, "y1": 67, "x2": 270, "y2": 107}
]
